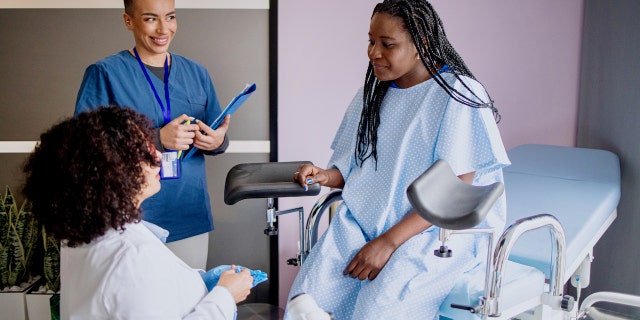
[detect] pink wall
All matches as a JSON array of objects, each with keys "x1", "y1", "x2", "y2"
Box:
[{"x1": 277, "y1": 0, "x2": 584, "y2": 309}]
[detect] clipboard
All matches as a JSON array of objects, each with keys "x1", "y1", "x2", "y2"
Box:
[{"x1": 183, "y1": 83, "x2": 256, "y2": 160}]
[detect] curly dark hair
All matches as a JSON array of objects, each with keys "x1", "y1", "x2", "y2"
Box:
[{"x1": 23, "y1": 106, "x2": 159, "y2": 247}]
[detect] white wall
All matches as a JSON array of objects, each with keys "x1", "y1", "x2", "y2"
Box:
[{"x1": 278, "y1": 0, "x2": 584, "y2": 308}]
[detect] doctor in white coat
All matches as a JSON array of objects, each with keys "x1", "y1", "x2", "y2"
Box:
[{"x1": 23, "y1": 106, "x2": 253, "y2": 319}]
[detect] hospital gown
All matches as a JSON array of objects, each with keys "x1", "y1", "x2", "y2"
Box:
[{"x1": 286, "y1": 74, "x2": 510, "y2": 320}]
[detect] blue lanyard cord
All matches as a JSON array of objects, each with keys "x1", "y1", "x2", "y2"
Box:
[{"x1": 133, "y1": 47, "x2": 171, "y2": 125}]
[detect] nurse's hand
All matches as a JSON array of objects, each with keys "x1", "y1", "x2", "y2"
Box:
[
  {"x1": 343, "y1": 237, "x2": 396, "y2": 281},
  {"x1": 217, "y1": 265, "x2": 253, "y2": 303},
  {"x1": 159, "y1": 114, "x2": 199, "y2": 150},
  {"x1": 193, "y1": 115, "x2": 230, "y2": 151}
]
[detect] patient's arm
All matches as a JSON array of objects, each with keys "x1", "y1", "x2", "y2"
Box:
[
  {"x1": 343, "y1": 211, "x2": 432, "y2": 281},
  {"x1": 458, "y1": 171, "x2": 475, "y2": 184},
  {"x1": 343, "y1": 171, "x2": 476, "y2": 281}
]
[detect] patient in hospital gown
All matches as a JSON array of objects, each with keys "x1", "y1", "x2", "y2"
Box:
[{"x1": 286, "y1": 1, "x2": 509, "y2": 319}]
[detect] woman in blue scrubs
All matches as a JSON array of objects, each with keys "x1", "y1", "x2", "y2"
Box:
[{"x1": 75, "y1": 0, "x2": 227, "y2": 269}]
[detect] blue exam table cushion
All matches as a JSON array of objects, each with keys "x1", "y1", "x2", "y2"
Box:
[{"x1": 504, "y1": 145, "x2": 620, "y2": 278}]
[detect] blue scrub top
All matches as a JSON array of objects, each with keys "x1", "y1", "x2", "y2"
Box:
[{"x1": 75, "y1": 50, "x2": 223, "y2": 242}]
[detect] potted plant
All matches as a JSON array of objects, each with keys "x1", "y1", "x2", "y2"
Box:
[
  {"x1": 0, "y1": 186, "x2": 41, "y2": 320},
  {"x1": 26, "y1": 225, "x2": 60, "y2": 320}
]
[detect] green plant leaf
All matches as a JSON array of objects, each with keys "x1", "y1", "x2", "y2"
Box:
[
  {"x1": 0, "y1": 186, "x2": 12, "y2": 289},
  {"x1": 2, "y1": 187, "x2": 41, "y2": 288},
  {"x1": 43, "y1": 226, "x2": 60, "y2": 293}
]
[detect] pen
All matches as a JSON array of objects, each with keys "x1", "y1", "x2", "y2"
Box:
[{"x1": 177, "y1": 119, "x2": 191, "y2": 159}]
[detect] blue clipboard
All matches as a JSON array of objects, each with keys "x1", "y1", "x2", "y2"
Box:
[{"x1": 183, "y1": 83, "x2": 256, "y2": 160}]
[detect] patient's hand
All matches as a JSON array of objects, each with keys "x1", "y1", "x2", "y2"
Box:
[
  {"x1": 343, "y1": 237, "x2": 396, "y2": 281},
  {"x1": 217, "y1": 265, "x2": 253, "y2": 303},
  {"x1": 294, "y1": 164, "x2": 345, "y2": 190}
]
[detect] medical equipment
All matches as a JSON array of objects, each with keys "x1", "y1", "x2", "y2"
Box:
[
  {"x1": 406, "y1": 159, "x2": 504, "y2": 261},
  {"x1": 577, "y1": 291, "x2": 640, "y2": 319},
  {"x1": 224, "y1": 144, "x2": 628, "y2": 319},
  {"x1": 408, "y1": 157, "x2": 574, "y2": 319},
  {"x1": 414, "y1": 144, "x2": 623, "y2": 319},
  {"x1": 224, "y1": 161, "x2": 321, "y2": 266}
]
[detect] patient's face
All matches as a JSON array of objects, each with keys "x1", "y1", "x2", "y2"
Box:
[{"x1": 368, "y1": 12, "x2": 425, "y2": 88}]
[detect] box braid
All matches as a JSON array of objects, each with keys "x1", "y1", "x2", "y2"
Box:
[{"x1": 355, "y1": 0, "x2": 500, "y2": 168}]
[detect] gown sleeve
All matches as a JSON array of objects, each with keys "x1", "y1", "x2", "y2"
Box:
[
  {"x1": 327, "y1": 88, "x2": 363, "y2": 181},
  {"x1": 434, "y1": 77, "x2": 509, "y2": 177}
]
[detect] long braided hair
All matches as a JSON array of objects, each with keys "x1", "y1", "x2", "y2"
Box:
[{"x1": 355, "y1": 0, "x2": 500, "y2": 167}]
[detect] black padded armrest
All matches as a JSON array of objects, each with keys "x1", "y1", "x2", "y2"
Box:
[
  {"x1": 224, "y1": 161, "x2": 321, "y2": 205},
  {"x1": 406, "y1": 160, "x2": 504, "y2": 230}
]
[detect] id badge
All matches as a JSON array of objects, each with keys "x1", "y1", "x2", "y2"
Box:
[{"x1": 160, "y1": 151, "x2": 181, "y2": 180}]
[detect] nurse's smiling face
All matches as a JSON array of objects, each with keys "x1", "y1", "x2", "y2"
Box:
[{"x1": 124, "y1": 0, "x2": 177, "y2": 66}]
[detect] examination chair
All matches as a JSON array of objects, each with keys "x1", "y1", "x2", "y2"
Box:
[
  {"x1": 224, "y1": 161, "x2": 324, "y2": 319},
  {"x1": 225, "y1": 144, "x2": 634, "y2": 320},
  {"x1": 223, "y1": 155, "x2": 506, "y2": 319}
]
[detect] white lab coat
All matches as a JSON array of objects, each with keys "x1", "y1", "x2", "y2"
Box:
[{"x1": 60, "y1": 222, "x2": 236, "y2": 319}]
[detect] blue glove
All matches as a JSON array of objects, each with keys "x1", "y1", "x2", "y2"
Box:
[{"x1": 201, "y1": 265, "x2": 268, "y2": 292}]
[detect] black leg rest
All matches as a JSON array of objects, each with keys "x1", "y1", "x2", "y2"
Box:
[{"x1": 224, "y1": 161, "x2": 321, "y2": 205}]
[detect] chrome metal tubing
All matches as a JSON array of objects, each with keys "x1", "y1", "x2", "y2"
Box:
[
  {"x1": 580, "y1": 291, "x2": 640, "y2": 313},
  {"x1": 266, "y1": 198, "x2": 276, "y2": 227},
  {"x1": 275, "y1": 206, "x2": 306, "y2": 260},
  {"x1": 483, "y1": 213, "x2": 566, "y2": 317},
  {"x1": 302, "y1": 190, "x2": 343, "y2": 264},
  {"x1": 451, "y1": 228, "x2": 496, "y2": 319}
]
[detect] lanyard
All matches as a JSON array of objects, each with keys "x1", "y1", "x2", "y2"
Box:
[{"x1": 133, "y1": 47, "x2": 171, "y2": 125}]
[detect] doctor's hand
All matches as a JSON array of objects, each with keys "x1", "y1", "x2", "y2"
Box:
[
  {"x1": 217, "y1": 265, "x2": 253, "y2": 303},
  {"x1": 343, "y1": 237, "x2": 397, "y2": 281},
  {"x1": 193, "y1": 115, "x2": 230, "y2": 151},
  {"x1": 159, "y1": 114, "x2": 200, "y2": 150}
]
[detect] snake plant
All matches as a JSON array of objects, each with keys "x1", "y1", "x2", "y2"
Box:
[
  {"x1": 42, "y1": 226, "x2": 60, "y2": 293},
  {"x1": 0, "y1": 186, "x2": 40, "y2": 290}
]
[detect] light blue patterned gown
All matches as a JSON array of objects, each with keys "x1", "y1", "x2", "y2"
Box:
[{"x1": 286, "y1": 74, "x2": 510, "y2": 320}]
